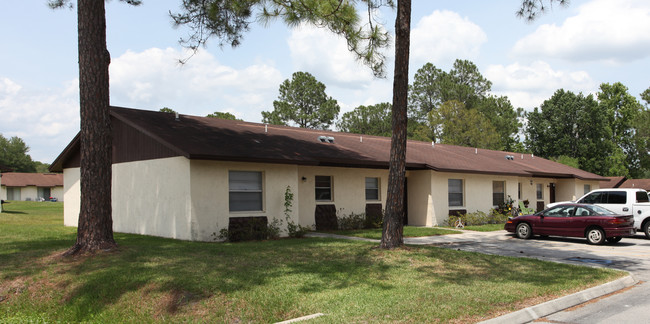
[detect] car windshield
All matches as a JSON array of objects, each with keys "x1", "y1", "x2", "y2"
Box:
[{"x1": 589, "y1": 205, "x2": 617, "y2": 215}]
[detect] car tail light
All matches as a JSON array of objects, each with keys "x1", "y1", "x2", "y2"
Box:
[{"x1": 608, "y1": 216, "x2": 632, "y2": 225}]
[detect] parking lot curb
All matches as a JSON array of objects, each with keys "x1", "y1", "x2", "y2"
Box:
[{"x1": 478, "y1": 274, "x2": 638, "y2": 324}]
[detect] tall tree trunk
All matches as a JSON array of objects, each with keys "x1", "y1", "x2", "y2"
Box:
[
  {"x1": 65, "y1": 0, "x2": 116, "y2": 255},
  {"x1": 381, "y1": 0, "x2": 411, "y2": 249}
]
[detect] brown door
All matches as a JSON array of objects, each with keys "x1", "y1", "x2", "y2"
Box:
[{"x1": 549, "y1": 183, "x2": 556, "y2": 204}]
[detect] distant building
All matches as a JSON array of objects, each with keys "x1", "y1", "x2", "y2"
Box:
[
  {"x1": 599, "y1": 176, "x2": 650, "y2": 191},
  {"x1": 0, "y1": 173, "x2": 63, "y2": 202}
]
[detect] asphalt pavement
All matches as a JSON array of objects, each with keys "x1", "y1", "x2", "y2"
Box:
[{"x1": 307, "y1": 230, "x2": 650, "y2": 323}]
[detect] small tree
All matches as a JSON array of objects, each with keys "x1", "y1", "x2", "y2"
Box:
[
  {"x1": 206, "y1": 111, "x2": 241, "y2": 120},
  {"x1": 262, "y1": 72, "x2": 340, "y2": 130},
  {"x1": 159, "y1": 107, "x2": 176, "y2": 113}
]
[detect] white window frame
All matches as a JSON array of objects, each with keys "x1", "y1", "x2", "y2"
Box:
[
  {"x1": 536, "y1": 183, "x2": 544, "y2": 200},
  {"x1": 228, "y1": 171, "x2": 263, "y2": 212},
  {"x1": 448, "y1": 179, "x2": 464, "y2": 207},
  {"x1": 365, "y1": 177, "x2": 380, "y2": 201},
  {"x1": 315, "y1": 175, "x2": 333, "y2": 202},
  {"x1": 492, "y1": 181, "x2": 505, "y2": 206}
]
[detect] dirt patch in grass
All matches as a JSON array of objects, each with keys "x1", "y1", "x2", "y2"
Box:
[{"x1": 0, "y1": 277, "x2": 28, "y2": 303}]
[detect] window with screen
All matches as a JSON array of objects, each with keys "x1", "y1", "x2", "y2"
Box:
[
  {"x1": 365, "y1": 177, "x2": 380, "y2": 200},
  {"x1": 493, "y1": 181, "x2": 505, "y2": 206},
  {"x1": 448, "y1": 179, "x2": 464, "y2": 207},
  {"x1": 229, "y1": 171, "x2": 263, "y2": 212},
  {"x1": 315, "y1": 176, "x2": 332, "y2": 201}
]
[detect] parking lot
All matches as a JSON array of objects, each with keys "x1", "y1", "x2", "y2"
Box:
[{"x1": 409, "y1": 231, "x2": 650, "y2": 323}]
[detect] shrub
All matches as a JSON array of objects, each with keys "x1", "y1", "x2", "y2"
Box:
[
  {"x1": 284, "y1": 186, "x2": 311, "y2": 238},
  {"x1": 267, "y1": 218, "x2": 283, "y2": 239},
  {"x1": 446, "y1": 209, "x2": 510, "y2": 227},
  {"x1": 337, "y1": 210, "x2": 366, "y2": 230},
  {"x1": 364, "y1": 208, "x2": 383, "y2": 229}
]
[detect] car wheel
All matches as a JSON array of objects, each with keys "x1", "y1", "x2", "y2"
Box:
[
  {"x1": 586, "y1": 227, "x2": 606, "y2": 245},
  {"x1": 515, "y1": 223, "x2": 532, "y2": 239},
  {"x1": 606, "y1": 236, "x2": 622, "y2": 244},
  {"x1": 644, "y1": 222, "x2": 650, "y2": 239}
]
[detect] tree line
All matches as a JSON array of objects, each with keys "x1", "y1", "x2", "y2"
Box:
[
  {"x1": 259, "y1": 62, "x2": 649, "y2": 178},
  {"x1": 0, "y1": 134, "x2": 50, "y2": 173}
]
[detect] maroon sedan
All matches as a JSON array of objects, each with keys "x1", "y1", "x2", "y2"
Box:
[{"x1": 505, "y1": 203, "x2": 635, "y2": 245}]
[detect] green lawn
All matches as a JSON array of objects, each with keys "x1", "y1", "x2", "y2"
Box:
[
  {"x1": 331, "y1": 226, "x2": 462, "y2": 239},
  {"x1": 463, "y1": 223, "x2": 507, "y2": 232},
  {"x1": 0, "y1": 202, "x2": 624, "y2": 323}
]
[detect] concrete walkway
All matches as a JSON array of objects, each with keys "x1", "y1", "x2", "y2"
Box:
[{"x1": 306, "y1": 230, "x2": 639, "y2": 324}]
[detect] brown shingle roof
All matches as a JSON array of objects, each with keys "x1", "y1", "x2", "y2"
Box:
[
  {"x1": 599, "y1": 176, "x2": 627, "y2": 188},
  {"x1": 619, "y1": 179, "x2": 650, "y2": 191},
  {"x1": 1, "y1": 173, "x2": 63, "y2": 187},
  {"x1": 50, "y1": 106, "x2": 606, "y2": 181}
]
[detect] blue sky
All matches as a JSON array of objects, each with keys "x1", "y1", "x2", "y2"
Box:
[{"x1": 1, "y1": 0, "x2": 649, "y2": 163}]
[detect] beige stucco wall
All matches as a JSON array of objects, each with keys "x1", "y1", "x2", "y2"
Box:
[
  {"x1": 555, "y1": 178, "x2": 600, "y2": 202},
  {"x1": 51, "y1": 186, "x2": 64, "y2": 201},
  {"x1": 112, "y1": 157, "x2": 192, "y2": 240},
  {"x1": 297, "y1": 166, "x2": 389, "y2": 227},
  {"x1": 63, "y1": 167, "x2": 81, "y2": 226},
  {"x1": 428, "y1": 172, "x2": 521, "y2": 225},
  {"x1": 63, "y1": 157, "x2": 193, "y2": 240},
  {"x1": 405, "y1": 171, "x2": 593, "y2": 226},
  {"x1": 406, "y1": 170, "x2": 434, "y2": 226},
  {"x1": 189, "y1": 160, "x2": 300, "y2": 241}
]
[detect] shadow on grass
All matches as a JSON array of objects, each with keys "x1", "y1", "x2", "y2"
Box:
[
  {"x1": 0, "y1": 210, "x2": 27, "y2": 214},
  {"x1": 1, "y1": 230, "x2": 623, "y2": 323},
  {"x1": 2, "y1": 234, "x2": 392, "y2": 322}
]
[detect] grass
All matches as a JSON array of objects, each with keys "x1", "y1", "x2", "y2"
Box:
[
  {"x1": 330, "y1": 226, "x2": 462, "y2": 239},
  {"x1": 463, "y1": 224, "x2": 507, "y2": 232},
  {"x1": 0, "y1": 202, "x2": 625, "y2": 323}
]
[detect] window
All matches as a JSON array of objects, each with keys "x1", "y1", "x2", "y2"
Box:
[
  {"x1": 607, "y1": 191, "x2": 626, "y2": 204},
  {"x1": 38, "y1": 187, "x2": 51, "y2": 200},
  {"x1": 637, "y1": 191, "x2": 650, "y2": 203},
  {"x1": 229, "y1": 171, "x2": 263, "y2": 212},
  {"x1": 518, "y1": 182, "x2": 522, "y2": 200},
  {"x1": 6, "y1": 187, "x2": 20, "y2": 201},
  {"x1": 536, "y1": 183, "x2": 543, "y2": 200},
  {"x1": 580, "y1": 191, "x2": 604, "y2": 204},
  {"x1": 492, "y1": 181, "x2": 505, "y2": 206},
  {"x1": 448, "y1": 179, "x2": 464, "y2": 207},
  {"x1": 584, "y1": 184, "x2": 591, "y2": 195},
  {"x1": 365, "y1": 177, "x2": 380, "y2": 200},
  {"x1": 575, "y1": 206, "x2": 592, "y2": 216},
  {"x1": 315, "y1": 176, "x2": 332, "y2": 201}
]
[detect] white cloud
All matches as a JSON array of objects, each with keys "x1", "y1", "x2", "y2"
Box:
[
  {"x1": 485, "y1": 61, "x2": 597, "y2": 110},
  {"x1": 109, "y1": 47, "x2": 284, "y2": 122},
  {"x1": 0, "y1": 77, "x2": 80, "y2": 163},
  {"x1": 287, "y1": 25, "x2": 380, "y2": 88},
  {"x1": 410, "y1": 10, "x2": 487, "y2": 68},
  {"x1": 512, "y1": 0, "x2": 650, "y2": 63}
]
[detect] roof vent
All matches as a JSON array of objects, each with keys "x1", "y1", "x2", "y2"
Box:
[
  {"x1": 318, "y1": 136, "x2": 327, "y2": 143},
  {"x1": 505, "y1": 155, "x2": 515, "y2": 160},
  {"x1": 175, "y1": 112, "x2": 180, "y2": 121},
  {"x1": 327, "y1": 136, "x2": 335, "y2": 143}
]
